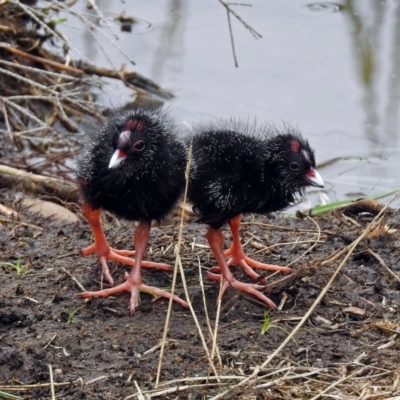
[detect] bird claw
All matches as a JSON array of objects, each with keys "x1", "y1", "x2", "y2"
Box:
[
  {"x1": 206, "y1": 270, "x2": 277, "y2": 310},
  {"x1": 78, "y1": 280, "x2": 138, "y2": 313},
  {"x1": 80, "y1": 243, "x2": 136, "y2": 286},
  {"x1": 227, "y1": 257, "x2": 268, "y2": 282},
  {"x1": 80, "y1": 243, "x2": 174, "y2": 287},
  {"x1": 242, "y1": 255, "x2": 292, "y2": 274},
  {"x1": 80, "y1": 243, "x2": 136, "y2": 257},
  {"x1": 78, "y1": 280, "x2": 189, "y2": 314},
  {"x1": 209, "y1": 255, "x2": 290, "y2": 284},
  {"x1": 99, "y1": 255, "x2": 114, "y2": 286}
]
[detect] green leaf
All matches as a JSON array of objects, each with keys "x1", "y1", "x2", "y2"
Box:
[
  {"x1": 0, "y1": 391, "x2": 24, "y2": 400},
  {"x1": 289, "y1": 187, "x2": 400, "y2": 217}
]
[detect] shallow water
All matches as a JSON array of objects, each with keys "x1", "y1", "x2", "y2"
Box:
[{"x1": 58, "y1": 0, "x2": 400, "y2": 209}]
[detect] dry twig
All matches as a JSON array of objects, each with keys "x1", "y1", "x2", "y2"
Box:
[
  {"x1": 0, "y1": 164, "x2": 79, "y2": 203},
  {"x1": 210, "y1": 193, "x2": 398, "y2": 399}
]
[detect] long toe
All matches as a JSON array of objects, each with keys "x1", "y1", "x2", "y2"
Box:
[
  {"x1": 223, "y1": 248, "x2": 232, "y2": 257},
  {"x1": 221, "y1": 249, "x2": 292, "y2": 279},
  {"x1": 212, "y1": 257, "x2": 276, "y2": 283},
  {"x1": 208, "y1": 274, "x2": 277, "y2": 309},
  {"x1": 112, "y1": 249, "x2": 136, "y2": 257},
  {"x1": 140, "y1": 260, "x2": 173, "y2": 272},
  {"x1": 77, "y1": 280, "x2": 132, "y2": 299},
  {"x1": 206, "y1": 270, "x2": 223, "y2": 281},
  {"x1": 129, "y1": 285, "x2": 140, "y2": 314},
  {"x1": 80, "y1": 244, "x2": 134, "y2": 258},
  {"x1": 231, "y1": 279, "x2": 278, "y2": 310},
  {"x1": 242, "y1": 256, "x2": 292, "y2": 274},
  {"x1": 78, "y1": 281, "x2": 141, "y2": 315},
  {"x1": 80, "y1": 243, "x2": 97, "y2": 256},
  {"x1": 139, "y1": 284, "x2": 189, "y2": 309},
  {"x1": 99, "y1": 256, "x2": 114, "y2": 286},
  {"x1": 107, "y1": 251, "x2": 173, "y2": 272},
  {"x1": 208, "y1": 257, "x2": 261, "y2": 279},
  {"x1": 237, "y1": 258, "x2": 265, "y2": 281},
  {"x1": 77, "y1": 281, "x2": 189, "y2": 312}
]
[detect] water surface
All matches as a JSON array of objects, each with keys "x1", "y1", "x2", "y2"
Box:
[{"x1": 59, "y1": 0, "x2": 400, "y2": 209}]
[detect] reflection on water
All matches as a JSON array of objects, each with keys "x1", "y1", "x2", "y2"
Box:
[
  {"x1": 57, "y1": 0, "x2": 400, "y2": 207},
  {"x1": 344, "y1": 0, "x2": 383, "y2": 143},
  {"x1": 306, "y1": 2, "x2": 344, "y2": 13},
  {"x1": 151, "y1": 0, "x2": 187, "y2": 82},
  {"x1": 338, "y1": 0, "x2": 400, "y2": 206},
  {"x1": 384, "y1": 2, "x2": 400, "y2": 140},
  {"x1": 343, "y1": 0, "x2": 400, "y2": 147}
]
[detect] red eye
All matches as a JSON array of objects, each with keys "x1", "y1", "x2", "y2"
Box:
[{"x1": 133, "y1": 140, "x2": 145, "y2": 152}]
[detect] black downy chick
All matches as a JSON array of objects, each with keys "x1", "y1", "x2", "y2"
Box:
[
  {"x1": 77, "y1": 106, "x2": 189, "y2": 313},
  {"x1": 188, "y1": 121, "x2": 324, "y2": 309}
]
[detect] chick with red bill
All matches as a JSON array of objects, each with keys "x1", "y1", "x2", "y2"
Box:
[
  {"x1": 77, "y1": 106, "x2": 189, "y2": 313},
  {"x1": 188, "y1": 122, "x2": 324, "y2": 309}
]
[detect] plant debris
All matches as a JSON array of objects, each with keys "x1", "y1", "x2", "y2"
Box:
[{"x1": 1, "y1": 187, "x2": 400, "y2": 399}]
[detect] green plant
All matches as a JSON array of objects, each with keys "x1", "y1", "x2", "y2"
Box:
[
  {"x1": 261, "y1": 311, "x2": 297, "y2": 345},
  {"x1": 0, "y1": 390, "x2": 23, "y2": 399},
  {"x1": 48, "y1": 17, "x2": 68, "y2": 29},
  {"x1": 288, "y1": 187, "x2": 400, "y2": 217},
  {"x1": 67, "y1": 306, "x2": 85, "y2": 324},
  {"x1": 0, "y1": 259, "x2": 30, "y2": 276}
]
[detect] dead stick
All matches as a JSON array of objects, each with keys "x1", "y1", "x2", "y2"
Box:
[
  {"x1": 0, "y1": 24, "x2": 15, "y2": 33},
  {"x1": 0, "y1": 164, "x2": 79, "y2": 203},
  {"x1": 36, "y1": 48, "x2": 173, "y2": 99},
  {"x1": 212, "y1": 195, "x2": 398, "y2": 399},
  {"x1": 368, "y1": 248, "x2": 400, "y2": 283},
  {"x1": 48, "y1": 364, "x2": 56, "y2": 400},
  {"x1": 4, "y1": 46, "x2": 85, "y2": 76},
  {"x1": 75, "y1": 63, "x2": 173, "y2": 99},
  {"x1": 61, "y1": 267, "x2": 86, "y2": 292}
]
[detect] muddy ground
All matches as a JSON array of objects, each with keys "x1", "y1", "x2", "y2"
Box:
[
  {"x1": 1, "y1": 1, "x2": 400, "y2": 399},
  {"x1": 0, "y1": 187, "x2": 399, "y2": 399}
]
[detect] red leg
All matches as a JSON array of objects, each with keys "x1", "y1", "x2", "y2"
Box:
[
  {"x1": 210, "y1": 216, "x2": 292, "y2": 280},
  {"x1": 206, "y1": 226, "x2": 277, "y2": 310},
  {"x1": 79, "y1": 221, "x2": 189, "y2": 314},
  {"x1": 80, "y1": 203, "x2": 173, "y2": 286}
]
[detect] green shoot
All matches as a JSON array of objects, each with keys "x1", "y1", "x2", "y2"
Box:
[
  {"x1": 67, "y1": 306, "x2": 85, "y2": 324},
  {"x1": 0, "y1": 390, "x2": 23, "y2": 400},
  {"x1": 261, "y1": 311, "x2": 298, "y2": 345},
  {"x1": 0, "y1": 259, "x2": 30, "y2": 276},
  {"x1": 48, "y1": 17, "x2": 68, "y2": 29},
  {"x1": 288, "y1": 187, "x2": 400, "y2": 217}
]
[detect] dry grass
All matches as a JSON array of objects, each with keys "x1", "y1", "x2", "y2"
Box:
[
  {"x1": 0, "y1": 0, "x2": 170, "y2": 183},
  {"x1": 1, "y1": 196, "x2": 400, "y2": 399},
  {"x1": 1, "y1": 2, "x2": 400, "y2": 400},
  {"x1": 117, "y1": 195, "x2": 400, "y2": 400}
]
